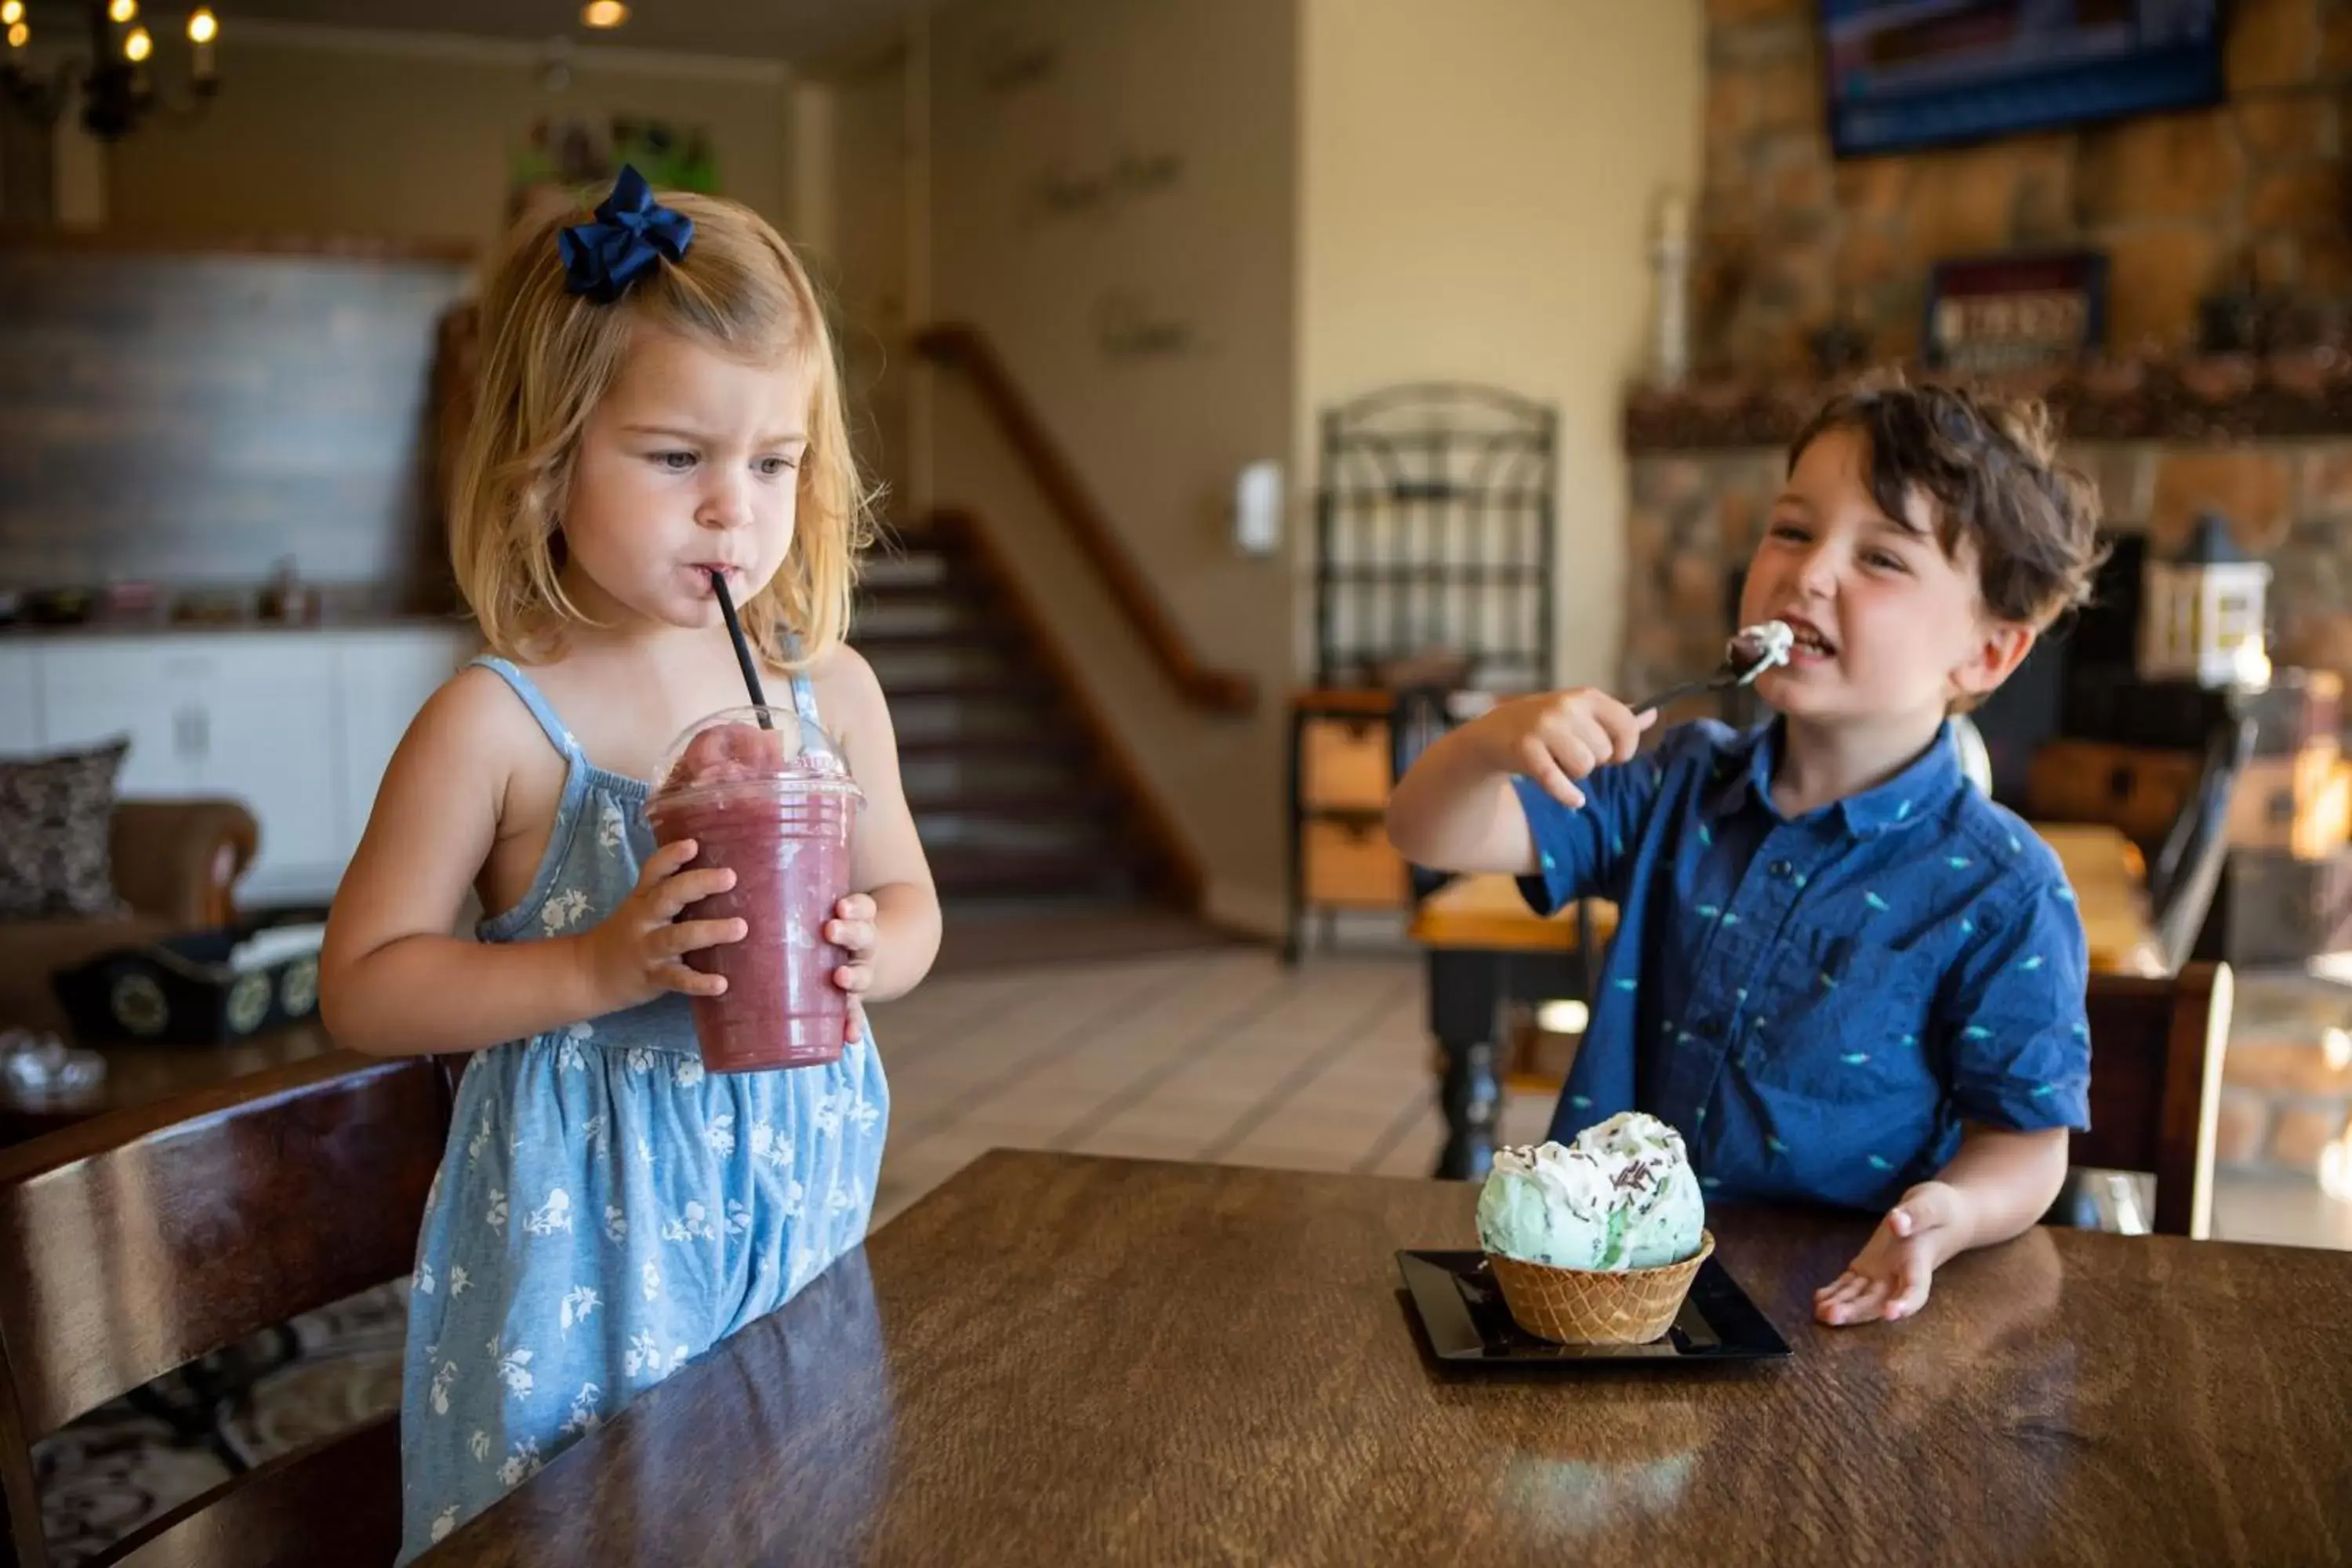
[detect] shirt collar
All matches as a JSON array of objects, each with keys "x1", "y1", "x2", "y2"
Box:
[{"x1": 1703, "y1": 717, "x2": 1965, "y2": 837}]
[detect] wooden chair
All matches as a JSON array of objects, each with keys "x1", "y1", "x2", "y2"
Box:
[
  {"x1": 2144, "y1": 718, "x2": 2257, "y2": 975},
  {"x1": 0, "y1": 1051, "x2": 452, "y2": 1568},
  {"x1": 2070, "y1": 962, "x2": 2233, "y2": 1239}
]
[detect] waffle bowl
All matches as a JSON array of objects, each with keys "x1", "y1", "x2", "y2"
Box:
[{"x1": 1483, "y1": 1231, "x2": 1717, "y2": 1345}]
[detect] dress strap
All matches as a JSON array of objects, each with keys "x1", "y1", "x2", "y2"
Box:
[
  {"x1": 784, "y1": 636, "x2": 826, "y2": 733},
  {"x1": 468, "y1": 656, "x2": 581, "y2": 761},
  {"x1": 789, "y1": 667, "x2": 825, "y2": 732}
]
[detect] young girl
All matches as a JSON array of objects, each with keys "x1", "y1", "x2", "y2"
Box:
[{"x1": 319, "y1": 167, "x2": 938, "y2": 1560}]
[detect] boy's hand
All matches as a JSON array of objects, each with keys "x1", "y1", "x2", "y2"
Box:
[
  {"x1": 1465, "y1": 688, "x2": 1657, "y2": 808},
  {"x1": 827, "y1": 893, "x2": 878, "y2": 1044},
  {"x1": 576, "y1": 838, "x2": 745, "y2": 1011},
  {"x1": 1815, "y1": 1181, "x2": 1974, "y2": 1326}
]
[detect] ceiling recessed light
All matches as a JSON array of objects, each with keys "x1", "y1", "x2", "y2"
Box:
[{"x1": 581, "y1": 0, "x2": 628, "y2": 27}]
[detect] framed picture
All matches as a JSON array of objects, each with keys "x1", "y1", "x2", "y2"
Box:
[
  {"x1": 1922, "y1": 250, "x2": 2107, "y2": 376},
  {"x1": 1817, "y1": 0, "x2": 2223, "y2": 161}
]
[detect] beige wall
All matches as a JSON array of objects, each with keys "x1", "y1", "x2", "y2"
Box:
[
  {"x1": 100, "y1": 25, "x2": 789, "y2": 254},
  {"x1": 922, "y1": 0, "x2": 1300, "y2": 934},
  {"x1": 808, "y1": 49, "x2": 917, "y2": 510},
  {"x1": 1296, "y1": 0, "x2": 1704, "y2": 691}
]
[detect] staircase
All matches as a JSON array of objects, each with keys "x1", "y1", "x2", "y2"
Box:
[{"x1": 850, "y1": 518, "x2": 1181, "y2": 915}]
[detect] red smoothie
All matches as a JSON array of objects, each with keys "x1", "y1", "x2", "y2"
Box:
[{"x1": 644, "y1": 710, "x2": 862, "y2": 1073}]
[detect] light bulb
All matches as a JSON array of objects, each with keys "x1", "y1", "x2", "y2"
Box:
[
  {"x1": 188, "y1": 7, "x2": 216, "y2": 44},
  {"x1": 108, "y1": 0, "x2": 136, "y2": 22},
  {"x1": 581, "y1": 0, "x2": 629, "y2": 27},
  {"x1": 125, "y1": 24, "x2": 151, "y2": 61},
  {"x1": 0, "y1": 2, "x2": 22, "y2": 27},
  {"x1": 4, "y1": 19, "x2": 23, "y2": 48}
]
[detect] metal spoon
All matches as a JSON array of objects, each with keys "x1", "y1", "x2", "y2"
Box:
[{"x1": 1632, "y1": 619, "x2": 1795, "y2": 717}]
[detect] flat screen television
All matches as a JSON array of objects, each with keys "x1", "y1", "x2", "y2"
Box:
[{"x1": 1820, "y1": 0, "x2": 2227, "y2": 159}]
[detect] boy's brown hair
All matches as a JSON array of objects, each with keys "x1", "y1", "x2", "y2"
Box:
[{"x1": 1787, "y1": 379, "x2": 2107, "y2": 633}]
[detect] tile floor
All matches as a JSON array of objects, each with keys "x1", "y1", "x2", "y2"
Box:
[{"x1": 862, "y1": 947, "x2": 1532, "y2": 1231}]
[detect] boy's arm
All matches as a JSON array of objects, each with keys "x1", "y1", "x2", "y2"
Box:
[
  {"x1": 1925, "y1": 1123, "x2": 2073, "y2": 1251},
  {"x1": 1818, "y1": 873, "x2": 2088, "y2": 1325},
  {"x1": 1383, "y1": 724, "x2": 1542, "y2": 875},
  {"x1": 1385, "y1": 689, "x2": 1658, "y2": 885}
]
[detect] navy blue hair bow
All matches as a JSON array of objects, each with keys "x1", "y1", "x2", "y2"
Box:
[{"x1": 557, "y1": 164, "x2": 694, "y2": 304}]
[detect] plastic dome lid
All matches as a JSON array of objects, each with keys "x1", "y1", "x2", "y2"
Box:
[{"x1": 648, "y1": 704, "x2": 864, "y2": 808}]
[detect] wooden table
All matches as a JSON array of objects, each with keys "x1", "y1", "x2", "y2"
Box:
[
  {"x1": 0, "y1": 1024, "x2": 334, "y2": 1149},
  {"x1": 419, "y1": 1151, "x2": 2352, "y2": 1566},
  {"x1": 1410, "y1": 823, "x2": 2162, "y2": 1176}
]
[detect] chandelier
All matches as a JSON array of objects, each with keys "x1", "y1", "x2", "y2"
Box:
[{"x1": 1, "y1": 2, "x2": 220, "y2": 141}]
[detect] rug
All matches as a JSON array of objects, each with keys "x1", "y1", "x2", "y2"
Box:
[{"x1": 34, "y1": 1281, "x2": 409, "y2": 1564}]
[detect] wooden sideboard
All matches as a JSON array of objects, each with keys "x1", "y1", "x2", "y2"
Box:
[{"x1": 1284, "y1": 689, "x2": 1411, "y2": 960}]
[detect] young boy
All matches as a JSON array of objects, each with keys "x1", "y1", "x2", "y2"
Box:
[{"x1": 1388, "y1": 381, "x2": 2107, "y2": 1327}]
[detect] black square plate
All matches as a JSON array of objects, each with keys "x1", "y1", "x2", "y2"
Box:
[{"x1": 1397, "y1": 1250, "x2": 1792, "y2": 1365}]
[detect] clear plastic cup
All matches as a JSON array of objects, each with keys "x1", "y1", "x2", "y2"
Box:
[{"x1": 643, "y1": 705, "x2": 863, "y2": 1073}]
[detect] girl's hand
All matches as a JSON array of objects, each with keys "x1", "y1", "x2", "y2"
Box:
[
  {"x1": 1465, "y1": 688, "x2": 1657, "y2": 808},
  {"x1": 576, "y1": 839, "x2": 745, "y2": 1011},
  {"x1": 827, "y1": 893, "x2": 878, "y2": 1044},
  {"x1": 1814, "y1": 1181, "x2": 1972, "y2": 1327}
]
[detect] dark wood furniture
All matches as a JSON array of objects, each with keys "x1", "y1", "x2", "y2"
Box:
[
  {"x1": 0, "y1": 1023, "x2": 334, "y2": 1151},
  {"x1": 419, "y1": 1150, "x2": 2352, "y2": 1566},
  {"x1": 2076, "y1": 962, "x2": 2232, "y2": 1238},
  {"x1": 0, "y1": 797, "x2": 259, "y2": 1040},
  {"x1": 1284, "y1": 688, "x2": 1411, "y2": 960},
  {"x1": 0, "y1": 1051, "x2": 450, "y2": 1567}
]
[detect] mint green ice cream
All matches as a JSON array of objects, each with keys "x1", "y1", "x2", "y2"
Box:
[{"x1": 1475, "y1": 1112, "x2": 1704, "y2": 1271}]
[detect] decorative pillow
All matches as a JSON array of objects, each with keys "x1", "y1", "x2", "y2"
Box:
[{"x1": 0, "y1": 738, "x2": 130, "y2": 920}]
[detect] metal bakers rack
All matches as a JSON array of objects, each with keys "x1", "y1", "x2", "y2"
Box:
[
  {"x1": 1287, "y1": 384, "x2": 1559, "y2": 960},
  {"x1": 1310, "y1": 383, "x2": 1558, "y2": 694}
]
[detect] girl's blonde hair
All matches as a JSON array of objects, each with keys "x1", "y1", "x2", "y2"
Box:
[{"x1": 450, "y1": 178, "x2": 871, "y2": 670}]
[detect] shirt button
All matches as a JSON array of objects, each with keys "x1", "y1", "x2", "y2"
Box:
[{"x1": 1769, "y1": 858, "x2": 1793, "y2": 878}]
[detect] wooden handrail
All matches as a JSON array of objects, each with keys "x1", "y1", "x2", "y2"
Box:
[
  {"x1": 924, "y1": 506, "x2": 1206, "y2": 909},
  {"x1": 913, "y1": 321, "x2": 1258, "y2": 715}
]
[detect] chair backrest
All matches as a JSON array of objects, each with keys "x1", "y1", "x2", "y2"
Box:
[
  {"x1": 2146, "y1": 717, "x2": 2257, "y2": 975},
  {"x1": 0, "y1": 1051, "x2": 452, "y2": 1567},
  {"x1": 1950, "y1": 713, "x2": 1994, "y2": 797},
  {"x1": 2074, "y1": 963, "x2": 2233, "y2": 1238}
]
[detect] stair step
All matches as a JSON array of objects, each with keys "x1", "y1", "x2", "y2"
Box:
[
  {"x1": 927, "y1": 843, "x2": 1143, "y2": 897},
  {"x1": 877, "y1": 673, "x2": 1053, "y2": 705},
  {"x1": 849, "y1": 624, "x2": 1007, "y2": 652},
  {"x1": 907, "y1": 785, "x2": 1122, "y2": 820},
  {"x1": 896, "y1": 730, "x2": 1090, "y2": 763},
  {"x1": 856, "y1": 579, "x2": 985, "y2": 608}
]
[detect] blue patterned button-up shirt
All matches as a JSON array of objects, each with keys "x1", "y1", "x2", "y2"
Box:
[{"x1": 1513, "y1": 717, "x2": 2091, "y2": 1213}]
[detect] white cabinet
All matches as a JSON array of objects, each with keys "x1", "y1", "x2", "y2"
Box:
[
  {"x1": 17, "y1": 624, "x2": 476, "y2": 906},
  {"x1": 332, "y1": 629, "x2": 470, "y2": 858},
  {"x1": 38, "y1": 638, "x2": 208, "y2": 797},
  {"x1": 192, "y1": 637, "x2": 345, "y2": 900},
  {"x1": 0, "y1": 648, "x2": 40, "y2": 754}
]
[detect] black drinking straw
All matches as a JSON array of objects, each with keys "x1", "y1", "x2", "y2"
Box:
[{"x1": 709, "y1": 570, "x2": 774, "y2": 728}]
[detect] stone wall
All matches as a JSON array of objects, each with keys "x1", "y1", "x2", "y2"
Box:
[{"x1": 1700, "y1": 0, "x2": 2352, "y2": 373}]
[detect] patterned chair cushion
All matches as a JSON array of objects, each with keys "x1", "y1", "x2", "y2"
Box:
[{"x1": 0, "y1": 738, "x2": 131, "y2": 920}]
